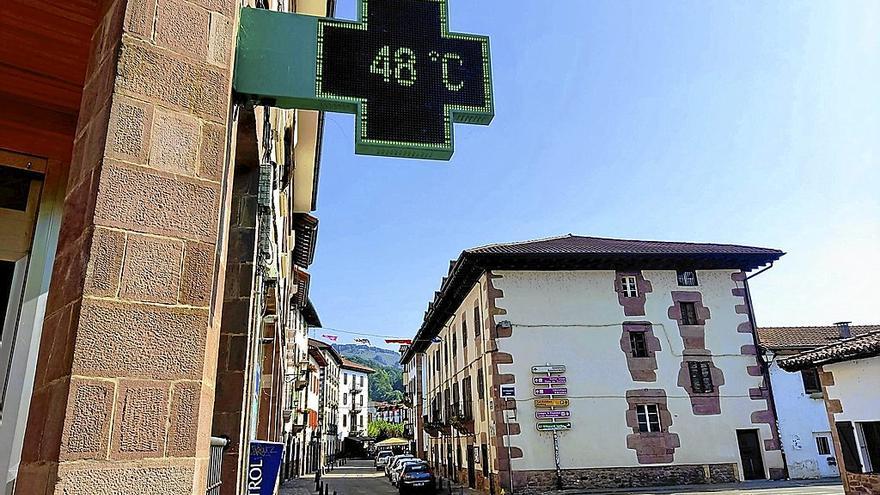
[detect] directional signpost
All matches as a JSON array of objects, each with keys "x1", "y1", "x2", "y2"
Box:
[
  {"x1": 532, "y1": 364, "x2": 568, "y2": 490},
  {"x1": 234, "y1": 0, "x2": 494, "y2": 160}
]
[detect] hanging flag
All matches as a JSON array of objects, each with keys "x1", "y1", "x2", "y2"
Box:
[
  {"x1": 385, "y1": 338, "x2": 413, "y2": 344},
  {"x1": 322, "y1": 334, "x2": 338, "y2": 342},
  {"x1": 431, "y1": 337, "x2": 442, "y2": 343},
  {"x1": 354, "y1": 338, "x2": 371, "y2": 346}
]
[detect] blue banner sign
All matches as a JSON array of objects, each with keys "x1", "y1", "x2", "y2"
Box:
[{"x1": 248, "y1": 440, "x2": 284, "y2": 495}]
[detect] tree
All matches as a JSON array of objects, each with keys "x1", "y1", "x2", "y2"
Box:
[{"x1": 367, "y1": 419, "x2": 404, "y2": 441}]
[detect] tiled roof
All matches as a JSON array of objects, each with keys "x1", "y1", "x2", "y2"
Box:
[
  {"x1": 340, "y1": 358, "x2": 375, "y2": 374},
  {"x1": 468, "y1": 234, "x2": 783, "y2": 257},
  {"x1": 779, "y1": 330, "x2": 880, "y2": 371},
  {"x1": 757, "y1": 325, "x2": 880, "y2": 351}
]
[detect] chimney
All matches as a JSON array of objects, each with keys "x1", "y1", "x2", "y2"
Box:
[{"x1": 834, "y1": 321, "x2": 852, "y2": 339}]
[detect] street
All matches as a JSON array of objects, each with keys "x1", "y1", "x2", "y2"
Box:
[{"x1": 281, "y1": 461, "x2": 844, "y2": 495}]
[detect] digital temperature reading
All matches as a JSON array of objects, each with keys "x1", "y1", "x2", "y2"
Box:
[{"x1": 317, "y1": 0, "x2": 493, "y2": 159}]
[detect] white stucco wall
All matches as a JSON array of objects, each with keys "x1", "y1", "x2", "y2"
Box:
[
  {"x1": 491, "y1": 269, "x2": 784, "y2": 478},
  {"x1": 338, "y1": 368, "x2": 369, "y2": 437},
  {"x1": 826, "y1": 357, "x2": 880, "y2": 423},
  {"x1": 767, "y1": 354, "x2": 836, "y2": 478}
]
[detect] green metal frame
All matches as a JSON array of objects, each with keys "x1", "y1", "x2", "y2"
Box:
[{"x1": 233, "y1": 0, "x2": 494, "y2": 161}]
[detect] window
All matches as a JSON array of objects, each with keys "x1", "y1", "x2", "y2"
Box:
[
  {"x1": 452, "y1": 330, "x2": 457, "y2": 357},
  {"x1": 343, "y1": 415, "x2": 347, "y2": 427},
  {"x1": 816, "y1": 436, "x2": 831, "y2": 456},
  {"x1": 477, "y1": 369, "x2": 485, "y2": 400},
  {"x1": 344, "y1": 373, "x2": 348, "y2": 385},
  {"x1": 687, "y1": 361, "x2": 714, "y2": 393},
  {"x1": 462, "y1": 317, "x2": 468, "y2": 347},
  {"x1": 359, "y1": 395, "x2": 363, "y2": 406},
  {"x1": 621, "y1": 276, "x2": 638, "y2": 298},
  {"x1": 359, "y1": 415, "x2": 363, "y2": 426},
  {"x1": 636, "y1": 404, "x2": 661, "y2": 432},
  {"x1": 677, "y1": 270, "x2": 698, "y2": 286},
  {"x1": 629, "y1": 331, "x2": 648, "y2": 358},
  {"x1": 680, "y1": 302, "x2": 698, "y2": 325},
  {"x1": 474, "y1": 304, "x2": 481, "y2": 336},
  {"x1": 359, "y1": 375, "x2": 363, "y2": 387},
  {"x1": 343, "y1": 392, "x2": 347, "y2": 405},
  {"x1": 801, "y1": 368, "x2": 822, "y2": 394},
  {"x1": 858, "y1": 421, "x2": 880, "y2": 473}
]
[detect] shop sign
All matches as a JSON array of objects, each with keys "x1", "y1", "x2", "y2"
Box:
[
  {"x1": 536, "y1": 410, "x2": 571, "y2": 419},
  {"x1": 234, "y1": 0, "x2": 494, "y2": 160},
  {"x1": 500, "y1": 385, "x2": 515, "y2": 398},
  {"x1": 534, "y1": 387, "x2": 567, "y2": 396},
  {"x1": 248, "y1": 441, "x2": 284, "y2": 495},
  {"x1": 533, "y1": 376, "x2": 566, "y2": 385},
  {"x1": 536, "y1": 422, "x2": 572, "y2": 432},
  {"x1": 531, "y1": 365, "x2": 565, "y2": 374},
  {"x1": 534, "y1": 398, "x2": 569, "y2": 408}
]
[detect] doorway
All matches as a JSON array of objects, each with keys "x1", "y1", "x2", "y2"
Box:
[
  {"x1": 736, "y1": 429, "x2": 766, "y2": 480},
  {"x1": 813, "y1": 432, "x2": 839, "y2": 478},
  {"x1": 467, "y1": 444, "x2": 476, "y2": 488}
]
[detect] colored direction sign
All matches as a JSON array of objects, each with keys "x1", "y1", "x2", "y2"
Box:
[
  {"x1": 534, "y1": 398, "x2": 569, "y2": 408},
  {"x1": 531, "y1": 365, "x2": 565, "y2": 374},
  {"x1": 536, "y1": 410, "x2": 571, "y2": 419},
  {"x1": 536, "y1": 421, "x2": 572, "y2": 432},
  {"x1": 534, "y1": 387, "x2": 568, "y2": 396},
  {"x1": 533, "y1": 376, "x2": 566, "y2": 385},
  {"x1": 234, "y1": 0, "x2": 494, "y2": 160}
]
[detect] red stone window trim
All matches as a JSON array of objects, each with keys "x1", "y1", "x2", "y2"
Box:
[
  {"x1": 620, "y1": 322, "x2": 662, "y2": 382},
  {"x1": 614, "y1": 271, "x2": 653, "y2": 317}
]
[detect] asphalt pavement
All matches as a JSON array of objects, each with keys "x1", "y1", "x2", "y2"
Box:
[{"x1": 279, "y1": 461, "x2": 844, "y2": 495}]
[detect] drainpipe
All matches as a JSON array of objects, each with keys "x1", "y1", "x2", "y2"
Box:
[{"x1": 743, "y1": 262, "x2": 789, "y2": 480}]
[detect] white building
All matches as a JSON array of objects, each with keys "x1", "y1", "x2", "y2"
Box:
[
  {"x1": 780, "y1": 330, "x2": 880, "y2": 495},
  {"x1": 401, "y1": 235, "x2": 787, "y2": 493},
  {"x1": 757, "y1": 323, "x2": 878, "y2": 479},
  {"x1": 310, "y1": 339, "x2": 343, "y2": 465},
  {"x1": 339, "y1": 359, "x2": 374, "y2": 439}
]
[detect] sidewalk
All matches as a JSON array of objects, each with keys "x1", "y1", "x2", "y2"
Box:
[{"x1": 549, "y1": 478, "x2": 843, "y2": 494}]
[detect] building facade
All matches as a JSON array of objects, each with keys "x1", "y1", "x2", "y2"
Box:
[
  {"x1": 780, "y1": 330, "x2": 880, "y2": 495},
  {"x1": 0, "y1": 0, "x2": 335, "y2": 493},
  {"x1": 401, "y1": 235, "x2": 786, "y2": 493},
  {"x1": 402, "y1": 347, "x2": 427, "y2": 458},
  {"x1": 311, "y1": 339, "x2": 343, "y2": 467},
  {"x1": 338, "y1": 360, "x2": 374, "y2": 440},
  {"x1": 756, "y1": 323, "x2": 878, "y2": 479}
]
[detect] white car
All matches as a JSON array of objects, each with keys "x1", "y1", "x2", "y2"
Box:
[
  {"x1": 375, "y1": 450, "x2": 394, "y2": 470},
  {"x1": 386, "y1": 454, "x2": 414, "y2": 479}
]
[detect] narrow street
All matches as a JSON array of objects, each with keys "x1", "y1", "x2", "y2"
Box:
[{"x1": 281, "y1": 462, "x2": 843, "y2": 495}]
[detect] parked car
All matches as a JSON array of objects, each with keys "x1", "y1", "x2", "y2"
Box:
[
  {"x1": 398, "y1": 462, "x2": 436, "y2": 494},
  {"x1": 386, "y1": 454, "x2": 414, "y2": 479},
  {"x1": 375, "y1": 450, "x2": 394, "y2": 470},
  {"x1": 392, "y1": 459, "x2": 425, "y2": 486}
]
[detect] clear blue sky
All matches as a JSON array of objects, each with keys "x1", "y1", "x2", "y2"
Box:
[{"x1": 310, "y1": 0, "x2": 880, "y2": 348}]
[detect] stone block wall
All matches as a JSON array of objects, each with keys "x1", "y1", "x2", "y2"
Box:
[
  {"x1": 16, "y1": 0, "x2": 237, "y2": 492},
  {"x1": 846, "y1": 472, "x2": 880, "y2": 494},
  {"x1": 511, "y1": 464, "x2": 738, "y2": 494}
]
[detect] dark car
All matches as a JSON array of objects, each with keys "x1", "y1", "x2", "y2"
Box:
[{"x1": 397, "y1": 462, "x2": 435, "y2": 494}]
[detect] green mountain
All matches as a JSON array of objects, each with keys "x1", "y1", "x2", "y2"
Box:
[
  {"x1": 333, "y1": 344, "x2": 402, "y2": 369},
  {"x1": 333, "y1": 344, "x2": 405, "y2": 403}
]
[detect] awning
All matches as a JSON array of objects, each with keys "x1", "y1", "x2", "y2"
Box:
[{"x1": 375, "y1": 437, "x2": 410, "y2": 447}]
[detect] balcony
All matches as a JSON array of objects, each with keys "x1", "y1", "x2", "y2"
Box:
[{"x1": 448, "y1": 403, "x2": 474, "y2": 435}]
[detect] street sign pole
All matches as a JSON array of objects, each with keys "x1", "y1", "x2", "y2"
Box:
[{"x1": 547, "y1": 370, "x2": 563, "y2": 490}]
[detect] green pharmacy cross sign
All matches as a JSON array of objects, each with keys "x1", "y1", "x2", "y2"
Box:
[{"x1": 234, "y1": 0, "x2": 494, "y2": 160}]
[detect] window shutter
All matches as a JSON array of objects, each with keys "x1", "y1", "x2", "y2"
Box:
[{"x1": 836, "y1": 422, "x2": 863, "y2": 473}]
